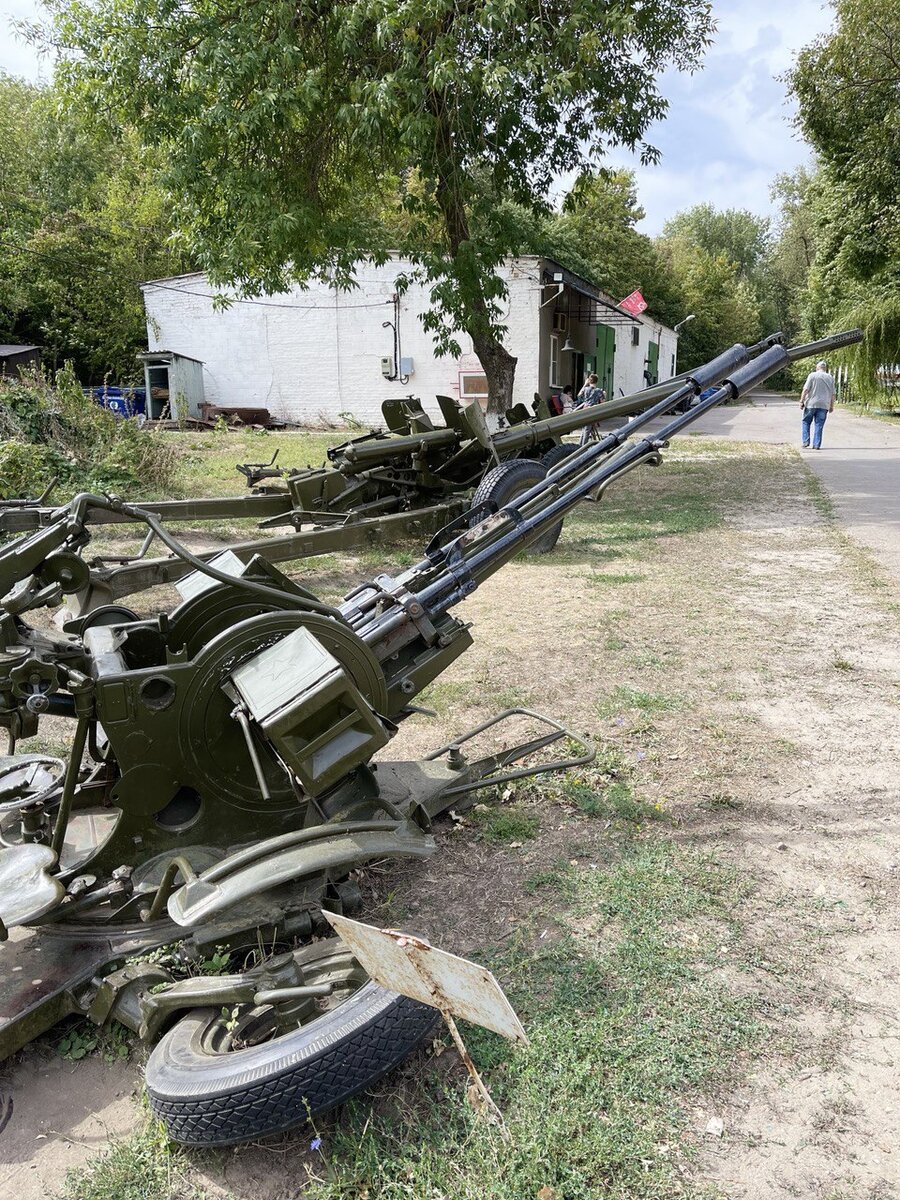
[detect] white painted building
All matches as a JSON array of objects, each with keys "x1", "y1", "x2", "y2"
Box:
[{"x1": 140, "y1": 255, "x2": 678, "y2": 426}]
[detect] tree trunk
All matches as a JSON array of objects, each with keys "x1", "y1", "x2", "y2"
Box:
[
  {"x1": 469, "y1": 332, "x2": 517, "y2": 416},
  {"x1": 428, "y1": 92, "x2": 518, "y2": 416}
]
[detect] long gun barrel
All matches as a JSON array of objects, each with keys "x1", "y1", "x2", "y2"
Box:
[
  {"x1": 341, "y1": 329, "x2": 862, "y2": 648},
  {"x1": 489, "y1": 331, "x2": 786, "y2": 456},
  {"x1": 0, "y1": 330, "x2": 860, "y2": 621}
]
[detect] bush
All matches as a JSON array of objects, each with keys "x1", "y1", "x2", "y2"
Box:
[{"x1": 0, "y1": 364, "x2": 177, "y2": 500}]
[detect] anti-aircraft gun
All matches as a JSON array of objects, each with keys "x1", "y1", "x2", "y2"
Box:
[
  {"x1": 0, "y1": 348, "x2": 782, "y2": 615},
  {"x1": 0, "y1": 329, "x2": 860, "y2": 1146}
]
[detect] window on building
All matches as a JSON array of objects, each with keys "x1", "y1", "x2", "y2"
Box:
[
  {"x1": 459, "y1": 372, "x2": 489, "y2": 401},
  {"x1": 631, "y1": 327, "x2": 640, "y2": 347},
  {"x1": 549, "y1": 335, "x2": 560, "y2": 387}
]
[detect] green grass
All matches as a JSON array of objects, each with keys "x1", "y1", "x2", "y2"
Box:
[
  {"x1": 62, "y1": 1114, "x2": 199, "y2": 1200},
  {"x1": 304, "y1": 842, "x2": 760, "y2": 1200},
  {"x1": 472, "y1": 804, "x2": 540, "y2": 844},
  {"x1": 417, "y1": 680, "x2": 471, "y2": 710},
  {"x1": 167, "y1": 428, "x2": 336, "y2": 498},
  {"x1": 61, "y1": 846, "x2": 763, "y2": 1200},
  {"x1": 597, "y1": 685, "x2": 683, "y2": 718},
  {"x1": 586, "y1": 570, "x2": 645, "y2": 586},
  {"x1": 562, "y1": 778, "x2": 662, "y2": 823}
]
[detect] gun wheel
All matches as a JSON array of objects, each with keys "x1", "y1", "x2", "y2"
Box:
[
  {"x1": 144, "y1": 937, "x2": 438, "y2": 1146},
  {"x1": 541, "y1": 442, "x2": 579, "y2": 471},
  {"x1": 471, "y1": 457, "x2": 565, "y2": 554}
]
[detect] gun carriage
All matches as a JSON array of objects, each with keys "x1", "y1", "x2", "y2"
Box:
[
  {"x1": 0, "y1": 329, "x2": 860, "y2": 1145},
  {"x1": 0, "y1": 351, "x2": 780, "y2": 615}
]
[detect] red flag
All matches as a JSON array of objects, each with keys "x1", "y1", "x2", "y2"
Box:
[{"x1": 618, "y1": 289, "x2": 648, "y2": 316}]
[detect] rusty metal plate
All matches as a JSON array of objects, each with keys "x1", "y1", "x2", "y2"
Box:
[{"x1": 323, "y1": 912, "x2": 528, "y2": 1043}]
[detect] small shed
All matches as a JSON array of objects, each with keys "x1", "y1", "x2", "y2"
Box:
[
  {"x1": 138, "y1": 350, "x2": 205, "y2": 420},
  {"x1": 0, "y1": 345, "x2": 41, "y2": 378}
]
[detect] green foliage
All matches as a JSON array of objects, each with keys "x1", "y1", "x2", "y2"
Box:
[
  {"x1": 549, "y1": 169, "x2": 685, "y2": 324},
  {"x1": 662, "y1": 203, "x2": 772, "y2": 276},
  {"x1": 789, "y1": 0, "x2": 900, "y2": 400},
  {"x1": 597, "y1": 685, "x2": 681, "y2": 718},
  {"x1": 0, "y1": 441, "x2": 60, "y2": 499},
  {"x1": 45, "y1": 0, "x2": 715, "y2": 408},
  {"x1": 57, "y1": 1019, "x2": 131, "y2": 1063},
  {"x1": 0, "y1": 74, "x2": 188, "y2": 381},
  {"x1": 653, "y1": 236, "x2": 763, "y2": 370},
  {"x1": 0, "y1": 364, "x2": 176, "y2": 499},
  {"x1": 768, "y1": 166, "x2": 818, "y2": 344}
]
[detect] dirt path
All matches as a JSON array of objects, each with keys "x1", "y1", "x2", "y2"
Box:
[
  {"x1": 674, "y1": 392, "x2": 900, "y2": 584},
  {"x1": 1, "y1": 411, "x2": 899, "y2": 1200},
  {"x1": 684, "y1": 464, "x2": 900, "y2": 1198}
]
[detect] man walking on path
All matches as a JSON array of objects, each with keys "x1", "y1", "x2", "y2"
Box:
[{"x1": 800, "y1": 360, "x2": 836, "y2": 449}]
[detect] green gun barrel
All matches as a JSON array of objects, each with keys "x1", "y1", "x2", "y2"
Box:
[{"x1": 337, "y1": 427, "x2": 459, "y2": 472}]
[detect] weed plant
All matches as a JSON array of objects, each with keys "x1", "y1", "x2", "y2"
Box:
[{"x1": 0, "y1": 364, "x2": 176, "y2": 500}]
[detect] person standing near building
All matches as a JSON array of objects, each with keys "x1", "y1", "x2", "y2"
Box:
[
  {"x1": 800, "y1": 360, "x2": 836, "y2": 449},
  {"x1": 576, "y1": 374, "x2": 606, "y2": 445}
]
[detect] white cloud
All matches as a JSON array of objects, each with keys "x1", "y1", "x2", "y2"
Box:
[
  {"x1": 1, "y1": 0, "x2": 51, "y2": 82},
  {"x1": 606, "y1": 0, "x2": 837, "y2": 233}
]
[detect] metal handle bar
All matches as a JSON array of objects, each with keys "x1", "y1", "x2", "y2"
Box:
[{"x1": 423, "y1": 707, "x2": 596, "y2": 799}]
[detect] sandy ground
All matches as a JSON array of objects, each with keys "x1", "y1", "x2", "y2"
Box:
[
  {"x1": 678, "y1": 391, "x2": 900, "y2": 582},
  {"x1": 2, "y1": 395, "x2": 899, "y2": 1199}
]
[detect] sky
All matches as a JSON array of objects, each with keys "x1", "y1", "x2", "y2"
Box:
[{"x1": 1, "y1": 0, "x2": 837, "y2": 235}]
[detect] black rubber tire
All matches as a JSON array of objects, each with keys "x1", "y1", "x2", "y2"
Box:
[
  {"x1": 470, "y1": 457, "x2": 564, "y2": 554},
  {"x1": 541, "y1": 442, "x2": 578, "y2": 471},
  {"x1": 145, "y1": 982, "x2": 438, "y2": 1146}
]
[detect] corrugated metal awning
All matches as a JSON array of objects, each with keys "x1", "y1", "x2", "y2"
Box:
[{"x1": 541, "y1": 263, "x2": 639, "y2": 327}]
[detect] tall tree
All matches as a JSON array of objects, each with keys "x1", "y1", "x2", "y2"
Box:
[
  {"x1": 46, "y1": 0, "x2": 714, "y2": 411},
  {"x1": 661, "y1": 202, "x2": 783, "y2": 354},
  {"x1": 654, "y1": 237, "x2": 762, "y2": 370},
  {"x1": 662, "y1": 204, "x2": 772, "y2": 277},
  {"x1": 790, "y1": 0, "x2": 900, "y2": 395},
  {"x1": 550, "y1": 169, "x2": 686, "y2": 325},
  {"x1": 0, "y1": 75, "x2": 187, "y2": 380},
  {"x1": 766, "y1": 166, "x2": 820, "y2": 346}
]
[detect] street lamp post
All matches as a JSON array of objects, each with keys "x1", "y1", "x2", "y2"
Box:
[{"x1": 673, "y1": 313, "x2": 696, "y2": 375}]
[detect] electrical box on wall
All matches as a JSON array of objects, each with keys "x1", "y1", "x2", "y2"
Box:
[
  {"x1": 380, "y1": 357, "x2": 393, "y2": 378},
  {"x1": 399, "y1": 357, "x2": 414, "y2": 377}
]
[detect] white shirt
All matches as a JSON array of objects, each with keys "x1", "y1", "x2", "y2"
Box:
[{"x1": 803, "y1": 370, "x2": 835, "y2": 410}]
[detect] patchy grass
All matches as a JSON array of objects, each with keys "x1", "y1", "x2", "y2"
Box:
[
  {"x1": 42, "y1": 434, "x2": 883, "y2": 1199},
  {"x1": 597, "y1": 685, "x2": 683, "y2": 719},
  {"x1": 562, "y1": 778, "x2": 662, "y2": 823},
  {"x1": 471, "y1": 804, "x2": 540, "y2": 844},
  {"x1": 418, "y1": 679, "x2": 473, "y2": 712},
  {"x1": 62, "y1": 1115, "x2": 199, "y2": 1200},
  {"x1": 303, "y1": 842, "x2": 761, "y2": 1200},
  {"x1": 586, "y1": 570, "x2": 645, "y2": 586},
  {"x1": 59, "y1": 846, "x2": 763, "y2": 1200}
]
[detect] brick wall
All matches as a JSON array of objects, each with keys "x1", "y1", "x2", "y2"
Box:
[
  {"x1": 143, "y1": 258, "x2": 542, "y2": 426},
  {"x1": 141, "y1": 257, "x2": 675, "y2": 426}
]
